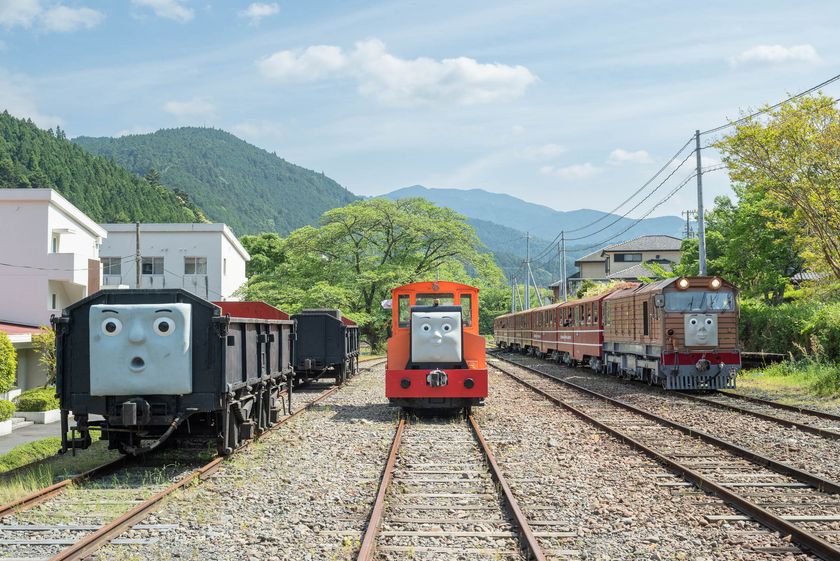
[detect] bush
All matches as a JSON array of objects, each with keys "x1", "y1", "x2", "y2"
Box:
[
  {"x1": 0, "y1": 332, "x2": 16, "y2": 393},
  {"x1": 0, "y1": 399, "x2": 14, "y2": 422},
  {"x1": 14, "y1": 388, "x2": 59, "y2": 412},
  {"x1": 740, "y1": 299, "x2": 840, "y2": 360}
]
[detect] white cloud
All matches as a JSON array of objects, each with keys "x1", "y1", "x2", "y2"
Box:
[
  {"x1": 0, "y1": 69, "x2": 62, "y2": 128},
  {"x1": 239, "y1": 2, "x2": 278, "y2": 24},
  {"x1": 730, "y1": 44, "x2": 819, "y2": 67},
  {"x1": 0, "y1": 0, "x2": 40, "y2": 28},
  {"x1": 522, "y1": 143, "x2": 566, "y2": 160},
  {"x1": 608, "y1": 148, "x2": 652, "y2": 165},
  {"x1": 163, "y1": 97, "x2": 215, "y2": 118},
  {"x1": 132, "y1": 0, "x2": 193, "y2": 22},
  {"x1": 540, "y1": 162, "x2": 601, "y2": 180},
  {"x1": 230, "y1": 120, "x2": 283, "y2": 141},
  {"x1": 41, "y1": 5, "x2": 103, "y2": 32},
  {"x1": 258, "y1": 45, "x2": 346, "y2": 81},
  {"x1": 511, "y1": 125, "x2": 526, "y2": 136},
  {"x1": 258, "y1": 39, "x2": 538, "y2": 106}
]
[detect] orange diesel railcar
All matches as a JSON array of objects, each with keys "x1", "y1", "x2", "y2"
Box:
[{"x1": 385, "y1": 281, "x2": 487, "y2": 411}]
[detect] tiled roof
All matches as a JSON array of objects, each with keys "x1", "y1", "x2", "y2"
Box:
[
  {"x1": 603, "y1": 235, "x2": 683, "y2": 253},
  {"x1": 575, "y1": 249, "x2": 606, "y2": 263},
  {"x1": 606, "y1": 262, "x2": 672, "y2": 280}
]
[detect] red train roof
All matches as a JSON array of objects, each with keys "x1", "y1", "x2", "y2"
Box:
[{"x1": 212, "y1": 301, "x2": 289, "y2": 320}]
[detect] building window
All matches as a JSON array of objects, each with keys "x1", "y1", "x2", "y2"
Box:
[
  {"x1": 614, "y1": 253, "x2": 642, "y2": 262},
  {"x1": 142, "y1": 257, "x2": 164, "y2": 275},
  {"x1": 51, "y1": 294, "x2": 57, "y2": 309},
  {"x1": 184, "y1": 257, "x2": 207, "y2": 275},
  {"x1": 101, "y1": 257, "x2": 122, "y2": 275},
  {"x1": 223, "y1": 258, "x2": 227, "y2": 275},
  {"x1": 51, "y1": 235, "x2": 59, "y2": 253}
]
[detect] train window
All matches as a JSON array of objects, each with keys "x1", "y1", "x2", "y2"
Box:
[
  {"x1": 593, "y1": 303, "x2": 599, "y2": 325},
  {"x1": 665, "y1": 290, "x2": 735, "y2": 312},
  {"x1": 642, "y1": 301, "x2": 649, "y2": 336},
  {"x1": 416, "y1": 293, "x2": 455, "y2": 307},
  {"x1": 398, "y1": 295, "x2": 410, "y2": 327},
  {"x1": 586, "y1": 303, "x2": 592, "y2": 325},
  {"x1": 460, "y1": 294, "x2": 473, "y2": 327}
]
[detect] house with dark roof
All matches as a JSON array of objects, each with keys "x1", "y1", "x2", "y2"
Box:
[{"x1": 550, "y1": 235, "x2": 683, "y2": 299}]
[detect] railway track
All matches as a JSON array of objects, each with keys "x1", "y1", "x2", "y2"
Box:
[
  {"x1": 0, "y1": 362, "x2": 388, "y2": 561},
  {"x1": 490, "y1": 354, "x2": 840, "y2": 561},
  {"x1": 357, "y1": 415, "x2": 556, "y2": 561},
  {"x1": 492, "y1": 350, "x2": 840, "y2": 443}
]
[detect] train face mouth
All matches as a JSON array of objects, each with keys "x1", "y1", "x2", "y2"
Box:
[{"x1": 130, "y1": 356, "x2": 146, "y2": 371}]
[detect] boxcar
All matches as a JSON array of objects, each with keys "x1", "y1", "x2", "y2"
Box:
[
  {"x1": 291, "y1": 309, "x2": 360, "y2": 384},
  {"x1": 54, "y1": 289, "x2": 294, "y2": 455}
]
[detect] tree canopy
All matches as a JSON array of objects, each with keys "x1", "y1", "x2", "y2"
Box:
[
  {"x1": 0, "y1": 112, "x2": 206, "y2": 223},
  {"x1": 716, "y1": 94, "x2": 840, "y2": 281},
  {"x1": 243, "y1": 198, "x2": 506, "y2": 349}
]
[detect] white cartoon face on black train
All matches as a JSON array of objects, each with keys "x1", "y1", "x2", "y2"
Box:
[
  {"x1": 89, "y1": 304, "x2": 192, "y2": 396},
  {"x1": 411, "y1": 311, "x2": 463, "y2": 364},
  {"x1": 684, "y1": 313, "x2": 718, "y2": 347}
]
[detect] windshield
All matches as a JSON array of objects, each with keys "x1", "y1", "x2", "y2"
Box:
[{"x1": 665, "y1": 290, "x2": 735, "y2": 312}]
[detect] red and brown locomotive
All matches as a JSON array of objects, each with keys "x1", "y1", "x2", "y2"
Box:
[{"x1": 494, "y1": 276, "x2": 740, "y2": 390}]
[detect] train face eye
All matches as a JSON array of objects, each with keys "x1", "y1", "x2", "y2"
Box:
[
  {"x1": 690, "y1": 319, "x2": 698, "y2": 326},
  {"x1": 705, "y1": 318, "x2": 714, "y2": 326},
  {"x1": 102, "y1": 318, "x2": 122, "y2": 336},
  {"x1": 442, "y1": 324, "x2": 452, "y2": 332},
  {"x1": 154, "y1": 317, "x2": 175, "y2": 336},
  {"x1": 422, "y1": 324, "x2": 431, "y2": 332}
]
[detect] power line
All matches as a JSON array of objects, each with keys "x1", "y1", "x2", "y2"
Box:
[{"x1": 700, "y1": 72, "x2": 840, "y2": 136}]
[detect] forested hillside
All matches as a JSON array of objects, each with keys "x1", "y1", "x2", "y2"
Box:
[
  {"x1": 74, "y1": 128, "x2": 358, "y2": 235},
  {"x1": 0, "y1": 112, "x2": 204, "y2": 223}
]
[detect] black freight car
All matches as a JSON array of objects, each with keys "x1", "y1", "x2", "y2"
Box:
[
  {"x1": 54, "y1": 289, "x2": 294, "y2": 456},
  {"x1": 291, "y1": 309, "x2": 360, "y2": 384}
]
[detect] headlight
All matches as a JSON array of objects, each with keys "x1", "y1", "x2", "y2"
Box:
[
  {"x1": 676, "y1": 277, "x2": 690, "y2": 290},
  {"x1": 709, "y1": 277, "x2": 722, "y2": 290}
]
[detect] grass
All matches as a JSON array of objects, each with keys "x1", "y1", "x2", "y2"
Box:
[
  {"x1": 0, "y1": 438, "x2": 120, "y2": 505},
  {"x1": 735, "y1": 359, "x2": 840, "y2": 410}
]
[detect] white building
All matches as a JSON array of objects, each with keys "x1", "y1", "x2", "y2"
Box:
[
  {"x1": 98, "y1": 223, "x2": 249, "y2": 301},
  {"x1": 0, "y1": 188, "x2": 107, "y2": 391},
  {"x1": 0, "y1": 188, "x2": 106, "y2": 326}
]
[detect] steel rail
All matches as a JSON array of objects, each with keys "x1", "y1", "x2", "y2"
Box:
[
  {"x1": 717, "y1": 390, "x2": 840, "y2": 422},
  {"x1": 48, "y1": 383, "x2": 344, "y2": 561},
  {"x1": 490, "y1": 360, "x2": 840, "y2": 561},
  {"x1": 676, "y1": 391, "x2": 840, "y2": 440},
  {"x1": 356, "y1": 417, "x2": 405, "y2": 561},
  {"x1": 494, "y1": 354, "x2": 840, "y2": 494},
  {"x1": 468, "y1": 415, "x2": 548, "y2": 561}
]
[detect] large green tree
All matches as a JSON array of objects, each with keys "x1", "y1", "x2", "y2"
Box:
[
  {"x1": 244, "y1": 198, "x2": 505, "y2": 349},
  {"x1": 716, "y1": 94, "x2": 840, "y2": 280},
  {"x1": 676, "y1": 187, "x2": 803, "y2": 303}
]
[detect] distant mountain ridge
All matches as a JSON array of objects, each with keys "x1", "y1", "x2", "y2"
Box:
[
  {"x1": 0, "y1": 112, "x2": 204, "y2": 223},
  {"x1": 385, "y1": 185, "x2": 685, "y2": 242},
  {"x1": 74, "y1": 128, "x2": 358, "y2": 235}
]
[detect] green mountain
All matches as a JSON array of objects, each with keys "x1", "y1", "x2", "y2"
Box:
[
  {"x1": 0, "y1": 111, "x2": 204, "y2": 223},
  {"x1": 74, "y1": 127, "x2": 358, "y2": 235}
]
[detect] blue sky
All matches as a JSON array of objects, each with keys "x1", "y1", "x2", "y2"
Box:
[{"x1": 1, "y1": 0, "x2": 837, "y2": 217}]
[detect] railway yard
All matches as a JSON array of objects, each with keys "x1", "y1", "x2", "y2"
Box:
[{"x1": 1, "y1": 357, "x2": 838, "y2": 560}]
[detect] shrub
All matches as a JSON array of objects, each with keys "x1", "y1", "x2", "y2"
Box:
[
  {"x1": 0, "y1": 332, "x2": 16, "y2": 393},
  {"x1": 32, "y1": 327, "x2": 56, "y2": 387},
  {"x1": 739, "y1": 299, "x2": 840, "y2": 361},
  {"x1": 14, "y1": 388, "x2": 59, "y2": 412},
  {"x1": 0, "y1": 399, "x2": 14, "y2": 422}
]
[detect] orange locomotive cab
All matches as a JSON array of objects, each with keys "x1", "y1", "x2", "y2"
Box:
[{"x1": 385, "y1": 281, "x2": 487, "y2": 410}]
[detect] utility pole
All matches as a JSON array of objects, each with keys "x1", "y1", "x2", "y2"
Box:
[
  {"x1": 511, "y1": 276, "x2": 516, "y2": 313},
  {"x1": 681, "y1": 210, "x2": 696, "y2": 238},
  {"x1": 695, "y1": 130, "x2": 707, "y2": 275},
  {"x1": 524, "y1": 232, "x2": 531, "y2": 310},
  {"x1": 560, "y1": 232, "x2": 567, "y2": 302},
  {"x1": 135, "y1": 222, "x2": 141, "y2": 287}
]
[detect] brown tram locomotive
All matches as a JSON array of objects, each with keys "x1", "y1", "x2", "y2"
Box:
[{"x1": 494, "y1": 276, "x2": 740, "y2": 390}]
